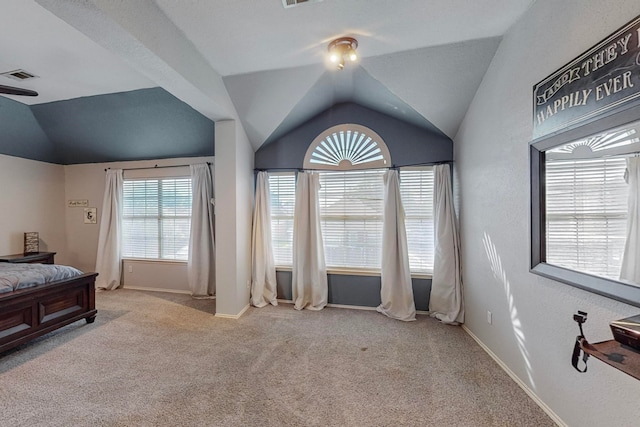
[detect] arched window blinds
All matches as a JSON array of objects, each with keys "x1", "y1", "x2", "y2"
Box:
[{"x1": 303, "y1": 124, "x2": 391, "y2": 170}]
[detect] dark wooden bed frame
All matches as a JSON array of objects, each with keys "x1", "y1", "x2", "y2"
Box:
[{"x1": 0, "y1": 272, "x2": 98, "y2": 354}]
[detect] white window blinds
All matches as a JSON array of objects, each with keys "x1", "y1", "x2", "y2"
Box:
[
  {"x1": 399, "y1": 167, "x2": 435, "y2": 273},
  {"x1": 318, "y1": 170, "x2": 385, "y2": 270},
  {"x1": 546, "y1": 157, "x2": 628, "y2": 279},
  {"x1": 269, "y1": 172, "x2": 296, "y2": 266},
  {"x1": 268, "y1": 167, "x2": 436, "y2": 274},
  {"x1": 122, "y1": 177, "x2": 192, "y2": 261}
]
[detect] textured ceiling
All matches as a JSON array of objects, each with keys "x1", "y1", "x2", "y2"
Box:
[
  {"x1": 262, "y1": 66, "x2": 448, "y2": 146},
  {"x1": 154, "y1": 0, "x2": 532, "y2": 76},
  {"x1": 0, "y1": 0, "x2": 154, "y2": 105},
  {"x1": 225, "y1": 37, "x2": 502, "y2": 146},
  {"x1": 0, "y1": 0, "x2": 535, "y2": 159}
]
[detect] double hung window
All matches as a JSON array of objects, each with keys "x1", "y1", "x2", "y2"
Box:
[
  {"x1": 269, "y1": 173, "x2": 296, "y2": 266},
  {"x1": 268, "y1": 167, "x2": 434, "y2": 274},
  {"x1": 545, "y1": 157, "x2": 628, "y2": 279},
  {"x1": 122, "y1": 177, "x2": 192, "y2": 261},
  {"x1": 319, "y1": 169, "x2": 385, "y2": 270},
  {"x1": 399, "y1": 167, "x2": 434, "y2": 274}
]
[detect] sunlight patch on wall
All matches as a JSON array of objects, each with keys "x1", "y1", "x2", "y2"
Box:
[{"x1": 483, "y1": 232, "x2": 536, "y2": 390}]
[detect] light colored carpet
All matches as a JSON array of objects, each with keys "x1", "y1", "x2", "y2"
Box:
[{"x1": 0, "y1": 290, "x2": 555, "y2": 427}]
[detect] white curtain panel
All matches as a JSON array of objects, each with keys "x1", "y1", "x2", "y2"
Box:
[
  {"x1": 377, "y1": 169, "x2": 416, "y2": 321},
  {"x1": 292, "y1": 171, "x2": 328, "y2": 310},
  {"x1": 188, "y1": 164, "x2": 216, "y2": 298},
  {"x1": 430, "y1": 164, "x2": 464, "y2": 325},
  {"x1": 251, "y1": 172, "x2": 278, "y2": 307},
  {"x1": 95, "y1": 169, "x2": 123, "y2": 290},
  {"x1": 620, "y1": 157, "x2": 640, "y2": 284}
]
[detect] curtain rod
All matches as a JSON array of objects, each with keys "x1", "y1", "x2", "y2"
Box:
[
  {"x1": 254, "y1": 168, "x2": 303, "y2": 172},
  {"x1": 389, "y1": 160, "x2": 452, "y2": 169},
  {"x1": 253, "y1": 160, "x2": 452, "y2": 173},
  {"x1": 105, "y1": 162, "x2": 211, "y2": 172}
]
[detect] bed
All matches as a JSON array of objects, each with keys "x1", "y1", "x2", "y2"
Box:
[{"x1": 0, "y1": 263, "x2": 97, "y2": 354}]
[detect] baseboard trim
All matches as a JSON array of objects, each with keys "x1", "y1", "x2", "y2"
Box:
[
  {"x1": 462, "y1": 325, "x2": 566, "y2": 427},
  {"x1": 328, "y1": 302, "x2": 376, "y2": 311},
  {"x1": 215, "y1": 303, "x2": 250, "y2": 319},
  {"x1": 277, "y1": 299, "x2": 429, "y2": 315},
  {"x1": 123, "y1": 285, "x2": 191, "y2": 295}
]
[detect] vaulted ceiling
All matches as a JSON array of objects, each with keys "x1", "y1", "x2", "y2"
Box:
[{"x1": 0, "y1": 0, "x2": 535, "y2": 162}]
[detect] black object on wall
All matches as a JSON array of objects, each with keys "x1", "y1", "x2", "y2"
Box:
[{"x1": 255, "y1": 102, "x2": 452, "y2": 170}]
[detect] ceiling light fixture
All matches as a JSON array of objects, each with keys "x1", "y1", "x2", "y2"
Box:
[{"x1": 328, "y1": 37, "x2": 358, "y2": 70}]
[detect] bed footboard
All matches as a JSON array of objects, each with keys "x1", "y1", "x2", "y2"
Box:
[{"x1": 0, "y1": 272, "x2": 98, "y2": 354}]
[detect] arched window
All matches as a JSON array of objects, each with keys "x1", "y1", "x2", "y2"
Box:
[
  {"x1": 269, "y1": 123, "x2": 434, "y2": 275},
  {"x1": 303, "y1": 124, "x2": 391, "y2": 170}
]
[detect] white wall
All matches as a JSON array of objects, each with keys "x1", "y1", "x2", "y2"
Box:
[
  {"x1": 214, "y1": 120, "x2": 254, "y2": 317},
  {"x1": 236, "y1": 122, "x2": 254, "y2": 311},
  {"x1": 214, "y1": 121, "x2": 239, "y2": 314},
  {"x1": 456, "y1": 1, "x2": 640, "y2": 426},
  {"x1": 0, "y1": 154, "x2": 67, "y2": 262},
  {"x1": 122, "y1": 259, "x2": 189, "y2": 293},
  {"x1": 64, "y1": 156, "x2": 213, "y2": 290}
]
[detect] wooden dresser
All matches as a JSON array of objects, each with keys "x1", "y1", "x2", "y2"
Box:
[{"x1": 0, "y1": 252, "x2": 56, "y2": 264}]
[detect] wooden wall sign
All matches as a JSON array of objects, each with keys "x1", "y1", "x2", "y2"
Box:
[
  {"x1": 67, "y1": 199, "x2": 88, "y2": 207},
  {"x1": 533, "y1": 15, "x2": 640, "y2": 138}
]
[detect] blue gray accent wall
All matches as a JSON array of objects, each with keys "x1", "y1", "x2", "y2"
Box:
[
  {"x1": 0, "y1": 96, "x2": 59, "y2": 163},
  {"x1": 0, "y1": 87, "x2": 214, "y2": 165},
  {"x1": 275, "y1": 270, "x2": 431, "y2": 311},
  {"x1": 255, "y1": 102, "x2": 452, "y2": 169},
  {"x1": 31, "y1": 87, "x2": 214, "y2": 164}
]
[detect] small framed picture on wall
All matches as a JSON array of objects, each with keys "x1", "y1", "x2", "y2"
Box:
[{"x1": 84, "y1": 207, "x2": 97, "y2": 224}]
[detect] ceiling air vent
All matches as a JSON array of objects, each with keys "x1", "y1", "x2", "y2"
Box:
[
  {"x1": 282, "y1": 0, "x2": 323, "y2": 9},
  {"x1": 0, "y1": 69, "x2": 38, "y2": 81}
]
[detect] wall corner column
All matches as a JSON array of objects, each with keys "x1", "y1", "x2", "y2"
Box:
[{"x1": 214, "y1": 120, "x2": 254, "y2": 317}]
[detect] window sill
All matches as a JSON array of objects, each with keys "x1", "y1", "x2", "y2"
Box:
[
  {"x1": 275, "y1": 266, "x2": 432, "y2": 280},
  {"x1": 122, "y1": 258, "x2": 188, "y2": 265}
]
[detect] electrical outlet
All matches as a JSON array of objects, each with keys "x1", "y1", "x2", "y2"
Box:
[
  {"x1": 487, "y1": 310, "x2": 492, "y2": 325},
  {"x1": 128, "y1": 265, "x2": 133, "y2": 273},
  {"x1": 246, "y1": 280, "x2": 250, "y2": 289}
]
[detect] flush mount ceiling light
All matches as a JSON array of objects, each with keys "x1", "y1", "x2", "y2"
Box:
[{"x1": 328, "y1": 37, "x2": 358, "y2": 70}]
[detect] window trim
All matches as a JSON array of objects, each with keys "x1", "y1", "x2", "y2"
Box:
[
  {"x1": 303, "y1": 124, "x2": 391, "y2": 170},
  {"x1": 122, "y1": 175, "x2": 193, "y2": 262},
  {"x1": 121, "y1": 257, "x2": 188, "y2": 265},
  {"x1": 529, "y1": 105, "x2": 640, "y2": 309}
]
